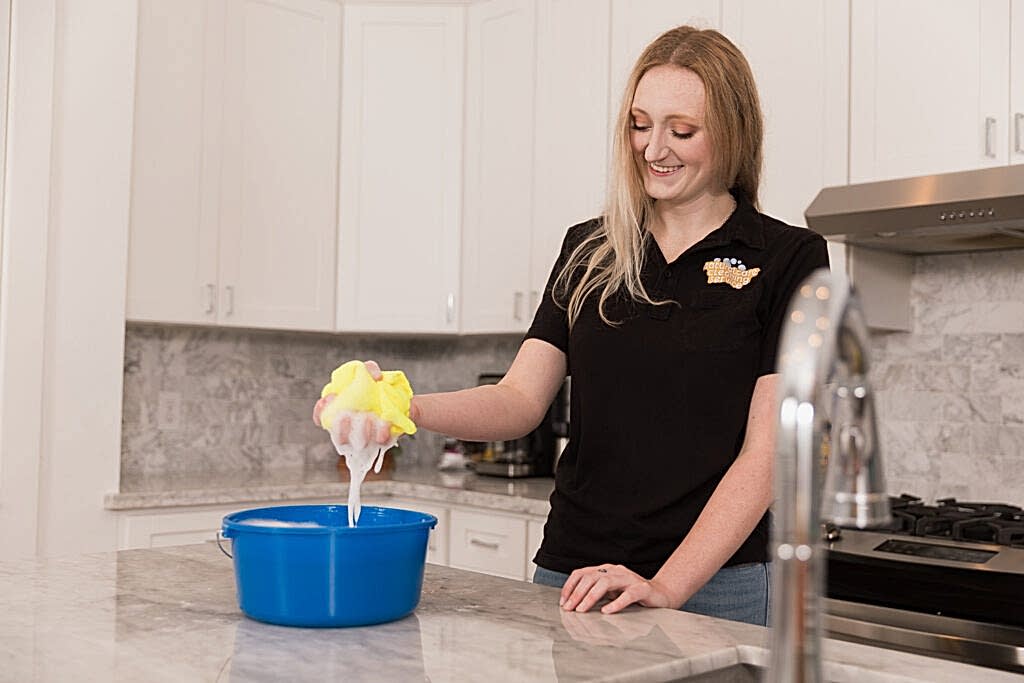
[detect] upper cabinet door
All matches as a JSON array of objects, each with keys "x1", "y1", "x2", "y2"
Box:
[
  {"x1": 127, "y1": 0, "x2": 221, "y2": 324},
  {"x1": 850, "y1": 0, "x2": 1011, "y2": 183},
  {"x1": 721, "y1": 0, "x2": 849, "y2": 228},
  {"x1": 1011, "y1": 0, "x2": 1024, "y2": 166},
  {"x1": 461, "y1": 0, "x2": 537, "y2": 334},
  {"x1": 218, "y1": 0, "x2": 340, "y2": 331},
  {"x1": 531, "y1": 0, "x2": 611, "y2": 302},
  {"x1": 338, "y1": 4, "x2": 464, "y2": 333}
]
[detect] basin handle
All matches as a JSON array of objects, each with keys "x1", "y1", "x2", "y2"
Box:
[{"x1": 216, "y1": 529, "x2": 233, "y2": 559}]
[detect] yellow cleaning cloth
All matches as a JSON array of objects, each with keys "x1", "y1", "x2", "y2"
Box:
[{"x1": 318, "y1": 360, "x2": 417, "y2": 436}]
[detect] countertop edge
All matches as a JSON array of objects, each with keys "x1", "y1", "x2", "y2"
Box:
[{"x1": 104, "y1": 477, "x2": 552, "y2": 517}]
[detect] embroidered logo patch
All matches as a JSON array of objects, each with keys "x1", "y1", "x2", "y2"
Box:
[{"x1": 703, "y1": 257, "x2": 760, "y2": 289}]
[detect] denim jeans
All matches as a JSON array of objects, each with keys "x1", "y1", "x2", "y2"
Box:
[{"x1": 532, "y1": 562, "x2": 772, "y2": 626}]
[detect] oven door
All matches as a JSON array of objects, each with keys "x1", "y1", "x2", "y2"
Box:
[{"x1": 824, "y1": 598, "x2": 1024, "y2": 674}]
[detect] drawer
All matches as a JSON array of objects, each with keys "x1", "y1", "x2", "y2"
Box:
[{"x1": 448, "y1": 508, "x2": 527, "y2": 580}]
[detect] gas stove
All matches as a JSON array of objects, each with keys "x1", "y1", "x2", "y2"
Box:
[
  {"x1": 880, "y1": 494, "x2": 1024, "y2": 547},
  {"x1": 823, "y1": 493, "x2": 1024, "y2": 673}
]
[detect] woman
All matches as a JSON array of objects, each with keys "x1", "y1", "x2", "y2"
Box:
[{"x1": 316, "y1": 25, "x2": 828, "y2": 626}]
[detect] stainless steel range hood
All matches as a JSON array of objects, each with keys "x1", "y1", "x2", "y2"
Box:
[{"x1": 805, "y1": 165, "x2": 1024, "y2": 255}]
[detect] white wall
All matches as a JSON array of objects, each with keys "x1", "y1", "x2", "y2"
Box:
[{"x1": 0, "y1": 0, "x2": 134, "y2": 559}]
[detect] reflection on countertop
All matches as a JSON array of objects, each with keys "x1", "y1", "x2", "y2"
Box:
[
  {"x1": 106, "y1": 463, "x2": 555, "y2": 514},
  {"x1": 2, "y1": 543, "x2": 1017, "y2": 683}
]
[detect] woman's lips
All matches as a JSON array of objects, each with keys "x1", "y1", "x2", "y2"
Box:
[{"x1": 648, "y1": 162, "x2": 682, "y2": 177}]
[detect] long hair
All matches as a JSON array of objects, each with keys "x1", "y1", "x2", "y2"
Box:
[{"x1": 554, "y1": 26, "x2": 763, "y2": 328}]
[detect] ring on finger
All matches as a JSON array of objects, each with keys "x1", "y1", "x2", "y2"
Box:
[{"x1": 597, "y1": 568, "x2": 608, "y2": 573}]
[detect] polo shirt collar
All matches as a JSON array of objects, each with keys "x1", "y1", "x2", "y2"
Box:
[{"x1": 698, "y1": 193, "x2": 765, "y2": 250}]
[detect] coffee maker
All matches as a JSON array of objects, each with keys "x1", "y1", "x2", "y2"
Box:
[{"x1": 466, "y1": 373, "x2": 569, "y2": 478}]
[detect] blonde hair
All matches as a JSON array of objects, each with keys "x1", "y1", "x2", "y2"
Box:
[{"x1": 554, "y1": 26, "x2": 763, "y2": 327}]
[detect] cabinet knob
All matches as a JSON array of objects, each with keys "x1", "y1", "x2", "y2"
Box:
[
  {"x1": 446, "y1": 292, "x2": 455, "y2": 325},
  {"x1": 225, "y1": 285, "x2": 235, "y2": 316}
]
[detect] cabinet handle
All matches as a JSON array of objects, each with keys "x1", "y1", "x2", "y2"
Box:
[
  {"x1": 469, "y1": 537, "x2": 500, "y2": 550},
  {"x1": 1015, "y1": 113, "x2": 1024, "y2": 154},
  {"x1": 530, "y1": 290, "x2": 539, "y2": 311},
  {"x1": 984, "y1": 116, "x2": 997, "y2": 158},
  {"x1": 513, "y1": 291, "x2": 524, "y2": 321},
  {"x1": 225, "y1": 285, "x2": 235, "y2": 316},
  {"x1": 205, "y1": 283, "x2": 216, "y2": 314},
  {"x1": 446, "y1": 292, "x2": 455, "y2": 324}
]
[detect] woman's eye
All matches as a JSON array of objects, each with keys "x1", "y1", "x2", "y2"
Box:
[
  {"x1": 630, "y1": 122, "x2": 650, "y2": 132},
  {"x1": 671, "y1": 131, "x2": 695, "y2": 140}
]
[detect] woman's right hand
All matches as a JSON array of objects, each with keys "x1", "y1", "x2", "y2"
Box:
[{"x1": 312, "y1": 361, "x2": 395, "y2": 446}]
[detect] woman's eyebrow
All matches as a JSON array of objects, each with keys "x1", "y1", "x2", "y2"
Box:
[{"x1": 629, "y1": 108, "x2": 698, "y2": 125}]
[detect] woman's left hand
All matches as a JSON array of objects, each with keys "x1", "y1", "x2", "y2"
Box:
[{"x1": 560, "y1": 564, "x2": 680, "y2": 614}]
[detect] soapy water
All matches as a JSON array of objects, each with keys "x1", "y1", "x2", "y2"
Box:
[
  {"x1": 238, "y1": 519, "x2": 323, "y2": 528},
  {"x1": 329, "y1": 410, "x2": 398, "y2": 527}
]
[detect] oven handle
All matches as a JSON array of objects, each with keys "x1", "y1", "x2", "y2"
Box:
[{"x1": 824, "y1": 598, "x2": 1024, "y2": 674}]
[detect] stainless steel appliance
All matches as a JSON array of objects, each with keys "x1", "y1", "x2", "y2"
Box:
[
  {"x1": 467, "y1": 374, "x2": 567, "y2": 479},
  {"x1": 805, "y1": 164, "x2": 1024, "y2": 254},
  {"x1": 825, "y1": 494, "x2": 1024, "y2": 673}
]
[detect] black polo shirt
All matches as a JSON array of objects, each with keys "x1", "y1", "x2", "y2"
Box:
[{"x1": 526, "y1": 196, "x2": 830, "y2": 578}]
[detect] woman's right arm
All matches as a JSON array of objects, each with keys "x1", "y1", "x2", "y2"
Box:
[
  {"x1": 412, "y1": 338, "x2": 566, "y2": 442},
  {"x1": 314, "y1": 338, "x2": 567, "y2": 445}
]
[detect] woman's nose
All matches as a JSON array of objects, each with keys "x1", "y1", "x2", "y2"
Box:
[{"x1": 643, "y1": 128, "x2": 669, "y2": 162}]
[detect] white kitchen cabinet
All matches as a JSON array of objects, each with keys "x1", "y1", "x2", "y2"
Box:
[
  {"x1": 1013, "y1": 0, "x2": 1024, "y2": 166},
  {"x1": 337, "y1": 4, "x2": 464, "y2": 333},
  {"x1": 721, "y1": 1, "x2": 849, "y2": 229},
  {"x1": 126, "y1": 0, "x2": 338, "y2": 331},
  {"x1": 460, "y1": 0, "x2": 538, "y2": 333},
  {"x1": 530, "y1": 0, "x2": 611, "y2": 303},
  {"x1": 525, "y1": 517, "x2": 545, "y2": 580},
  {"x1": 388, "y1": 497, "x2": 450, "y2": 566},
  {"x1": 849, "y1": 0, "x2": 1014, "y2": 182},
  {"x1": 449, "y1": 507, "x2": 530, "y2": 580}
]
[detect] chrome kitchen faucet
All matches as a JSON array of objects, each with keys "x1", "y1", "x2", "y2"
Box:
[{"x1": 766, "y1": 268, "x2": 891, "y2": 683}]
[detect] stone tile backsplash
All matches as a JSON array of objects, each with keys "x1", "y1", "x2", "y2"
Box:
[
  {"x1": 868, "y1": 248, "x2": 1024, "y2": 503},
  {"x1": 121, "y1": 248, "x2": 1024, "y2": 503},
  {"x1": 121, "y1": 324, "x2": 520, "y2": 479}
]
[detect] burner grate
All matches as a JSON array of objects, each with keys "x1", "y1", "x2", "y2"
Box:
[{"x1": 868, "y1": 494, "x2": 1024, "y2": 548}]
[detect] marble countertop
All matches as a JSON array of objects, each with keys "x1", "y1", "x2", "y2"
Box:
[
  {"x1": 106, "y1": 464, "x2": 555, "y2": 516},
  {"x1": 2, "y1": 543, "x2": 1018, "y2": 683}
]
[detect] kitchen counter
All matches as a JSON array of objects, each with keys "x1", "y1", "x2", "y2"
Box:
[
  {"x1": 105, "y1": 464, "x2": 554, "y2": 516},
  {"x1": 1, "y1": 543, "x2": 1018, "y2": 682}
]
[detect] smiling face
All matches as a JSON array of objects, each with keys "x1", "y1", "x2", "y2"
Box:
[{"x1": 628, "y1": 64, "x2": 725, "y2": 208}]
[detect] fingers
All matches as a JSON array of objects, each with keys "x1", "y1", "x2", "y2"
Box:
[
  {"x1": 561, "y1": 565, "x2": 616, "y2": 613},
  {"x1": 374, "y1": 419, "x2": 392, "y2": 445},
  {"x1": 600, "y1": 587, "x2": 643, "y2": 614},
  {"x1": 312, "y1": 394, "x2": 335, "y2": 426},
  {"x1": 363, "y1": 360, "x2": 383, "y2": 380}
]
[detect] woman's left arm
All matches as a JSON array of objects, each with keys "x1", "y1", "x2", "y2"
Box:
[{"x1": 560, "y1": 373, "x2": 778, "y2": 614}]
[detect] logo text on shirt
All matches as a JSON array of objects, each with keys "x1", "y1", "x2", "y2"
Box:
[{"x1": 703, "y1": 258, "x2": 760, "y2": 289}]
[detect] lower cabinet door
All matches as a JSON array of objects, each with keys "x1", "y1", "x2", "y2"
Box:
[{"x1": 448, "y1": 508, "x2": 528, "y2": 581}]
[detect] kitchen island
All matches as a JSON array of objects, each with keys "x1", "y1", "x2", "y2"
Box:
[{"x1": 1, "y1": 543, "x2": 1019, "y2": 682}]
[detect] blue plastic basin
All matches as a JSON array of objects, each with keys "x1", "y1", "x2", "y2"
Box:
[{"x1": 221, "y1": 505, "x2": 437, "y2": 627}]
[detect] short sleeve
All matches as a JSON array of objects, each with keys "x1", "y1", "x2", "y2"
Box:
[
  {"x1": 524, "y1": 220, "x2": 597, "y2": 354},
  {"x1": 758, "y1": 233, "x2": 831, "y2": 376}
]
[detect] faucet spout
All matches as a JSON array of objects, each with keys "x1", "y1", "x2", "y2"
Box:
[{"x1": 766, "y1": 268, "x2": 891, "y2": 683}]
